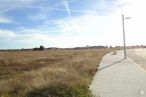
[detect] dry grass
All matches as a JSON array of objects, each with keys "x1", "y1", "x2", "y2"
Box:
[{"x1": 0, "y1": 49, "x2": 109, "y2": 97}]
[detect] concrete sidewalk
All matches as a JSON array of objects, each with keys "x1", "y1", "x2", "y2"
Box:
[{"x1": 90, "y1": 50, "x2": 146, "y2": 97}]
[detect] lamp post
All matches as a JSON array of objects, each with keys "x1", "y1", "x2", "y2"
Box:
[
  {"x1": 122, "y1": 14, "x2": 131, "y2": 59},
  {"x1": 122, "y1": 14, "x2": 126, "y2": 59}
]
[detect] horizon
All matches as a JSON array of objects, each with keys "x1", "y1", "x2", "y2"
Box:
[
  {"x1": 0, "y1": 0, "x2": 146, "y2": 49},
  {"x1": 0, "y1": 45, "x2": 145, "y2": 50}
]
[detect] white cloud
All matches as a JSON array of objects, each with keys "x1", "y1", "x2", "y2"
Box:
[
  {"x1": 1, "y1": 0, "x2": 146, "y2": 49},
  {"x1": 0, "y1": 13, "x2": 123, "y2": 48},
  {"x1": 0, "y1": 16, "x2": 11, "y2": 23},
  {"x1": 0, "y1": 0, "x2": 39, "y2": 24},
  {"x1": 0, "y1": 0, "x2": 37, "y2": 6},
  {"x1": 0, "y1": 0, "x2": 38, "y2": 14},
  {"x1": 114, "y1": 0, "x2": 146, "y2": 45},
  {"x1": 0, "y1": 29, "x2": 52, "y2": 48},
  {"x1": 0, "y1": 29, "x2": 15, "y2": 38}
]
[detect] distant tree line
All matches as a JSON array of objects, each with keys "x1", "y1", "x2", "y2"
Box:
[
  {"x1": 74, "y1": 45, "x2": 108, "y2": 50},
  {"x1": 33, "y1": 45, "x2": 45, "y2": 51},
  {"x1": 1, "y1": 45, "x2": 146, "y2": 52}
]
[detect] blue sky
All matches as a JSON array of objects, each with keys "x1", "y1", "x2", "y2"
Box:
[{"x1": 0, "y1": 0, "x2": 146, "y2": 49}]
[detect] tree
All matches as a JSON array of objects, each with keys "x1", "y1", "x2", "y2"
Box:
[
  {"x1": 39, "y1": 45, "x2": 45, "y2": 50},
  {"x1": 110, "y1": 46, "x2": 113, "y2": 48}
]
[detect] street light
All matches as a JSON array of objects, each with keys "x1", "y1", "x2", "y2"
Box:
[{"x1": 122, "y1": 14, "x2": 131, "y2": 59}]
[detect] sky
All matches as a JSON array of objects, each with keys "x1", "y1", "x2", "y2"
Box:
[{"x1": 0, "y1": 0, "x2": 146, "y2": 49}]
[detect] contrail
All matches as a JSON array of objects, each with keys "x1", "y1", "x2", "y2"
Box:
[{"x1": 64, "y1": 0, "x2": 71, "y2": 17}]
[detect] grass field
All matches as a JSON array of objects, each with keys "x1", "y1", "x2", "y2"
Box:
[{"x1": 0, "y1": 49, "x2": 109, "y2": 97}]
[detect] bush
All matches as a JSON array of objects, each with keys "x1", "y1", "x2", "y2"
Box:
[
  {"x1": 33, "y1": 45, "x2": 45, "y2": 51},
  {"x1": 26, "y1": 84, "x2": 93, "y2": 97},
  {"x1": 39, "y1": 45, "x2": 45, "y2": 50}
]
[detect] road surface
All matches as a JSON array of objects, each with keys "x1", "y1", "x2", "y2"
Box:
[
  {"x1": 90, "y1": 50, "x2": 146, "y2": 97},
  {"x1": 127, "y1": 48, "x2": 146, "y2": 70}
]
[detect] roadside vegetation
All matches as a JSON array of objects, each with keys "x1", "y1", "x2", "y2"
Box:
[{"x1": 0, "y1": 49, "x2": 109, "y2": 97}]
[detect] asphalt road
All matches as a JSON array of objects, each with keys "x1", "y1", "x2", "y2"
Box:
[{"x1": 127, "y1": 48, "x2": 146, "y2": 70}]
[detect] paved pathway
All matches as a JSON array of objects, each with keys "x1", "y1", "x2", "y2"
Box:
[{"x1": 90, "y1": 50, "x2": 146, "y2": 97}]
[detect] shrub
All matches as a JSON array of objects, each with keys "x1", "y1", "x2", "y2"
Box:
[{"x1": 39, "y1": 45, "x2": 45, "y2": 50}]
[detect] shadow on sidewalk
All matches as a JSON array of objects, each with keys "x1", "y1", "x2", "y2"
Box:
[{"x1": 98, "y1": 58, "x2": 125, "y2": 72}]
